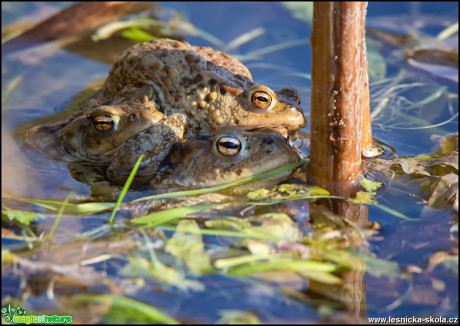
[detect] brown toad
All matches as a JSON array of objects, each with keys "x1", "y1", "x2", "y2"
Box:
[
  {"x1": 69, "y1": 127, "x2": 303, "y2": 200},
  {"x1": 90, "y1": 38, "x2": 306, "y2": 134},
  {"x1": 24, "y1": 99, "x2": 164, "y2": 162},
  {"x1": 24, "y1": 38, "x2": 306, "y2": 180}
]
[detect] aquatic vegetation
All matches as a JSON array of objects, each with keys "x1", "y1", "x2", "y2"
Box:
[{"x1": 1, "y1": 1, "x2": 458, "y2": 323}]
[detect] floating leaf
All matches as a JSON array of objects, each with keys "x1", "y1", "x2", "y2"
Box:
[
  {"x1": 417, "y1": 154, "x2": 458, "y2": 172},
  {"x1": 165, "y1": 220, "x2": 212, "y2": 274},
  {"x1": 359, "y1": 178, "x2": 383, "y2": 192},
  {"x1": 2, "y1": 250, "x2": 17, "y2": 264},
  {"x1": 371, "y1": 158, "x2": 431, "y2": 176},
  {"x1": 205, "y1": 214, "x2": 299, "y2": 241},
  {"x1": 276, "y1": 184, "x2": 329, "y2": 197},
  {"x1": 246, "y1": 189, "x2": 270, "y2": 201},
  {"x1": 205, "y1": 217, "x2": 252, "y2": 231},
  {"x1": 242, "y1": 239, "x2": 272, "y2": 255},
  {"x1": 120, "y1": 256, "x2": 204, "y2": 292},
  {"x1": 247, "y1": 213, "x2": 300, "y2": 241},
  {"x1": 397, "y1": 158, "x2": 431, "y2": 176},
  {"x1": 247, "y1": 183, "x2": 330, "y2": 202},
  {"x1": 2, "y1": 207, "x2": 45, "y2": 226},
  {"x1": 350, "y1": 191, "x2": 378, "y2": 205},
  {"x1": 431, "y1": 133, "x2": 459, "y2": 156},
  {"x1": 427, "y1": 173, "x2": 458, "y2": 209}
]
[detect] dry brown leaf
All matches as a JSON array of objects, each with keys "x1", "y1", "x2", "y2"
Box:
[
  {"x1": 3, "y1": 2, "x2": 154, "y2": 54},
  {"x1": 427, "y1": 173, "x2": 458, "y2": 209}
]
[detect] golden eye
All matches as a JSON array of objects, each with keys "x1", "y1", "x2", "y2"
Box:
[
  {"x1": 92, "y1": 115, "x2": 115, "y2": 133},
  {"x1": 251, "y1": 90, "x2": 272, "y2": 109},
  {"x1": 215, "y1": 135, "x2": 242, "y2": 156}
]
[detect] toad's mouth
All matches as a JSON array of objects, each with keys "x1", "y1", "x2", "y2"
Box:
[
  {"x1": 238, "y1": 115, "x2": 306, "y2": 132},
  {"x1": 25, "y1": 120, "x2": 156, "y2": 164},
  {"x1": 245, "y1": 126, "x2": 290, "y2": 139}
]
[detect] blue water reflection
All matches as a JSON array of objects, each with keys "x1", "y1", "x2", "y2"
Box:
[{"x1": 1, "y1": 1, "x2": 458, "y2": 323}]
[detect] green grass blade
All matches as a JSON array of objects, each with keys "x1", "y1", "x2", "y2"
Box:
[
  {"x1": 72, "y1": 294, "x2": 179, "y2": 324},
  {"x1": 215, "y1": 254, "x2": 276, "y2": 269},
  {"x1": 133, "y1": 160, "x2": 308, "y2": 202},
  {"x1": 69, "y1": 202, "x2": 116, "y2": 214},
  {"x1": 227, "y1": 260, "x2": 337, "y2": 276},
  {"x1": 47, "y1": 192, "x2": 72, "y2": 241},
  {"x1": 109, "y1": 154, "x2": 145, "y2": 224},
  {"x1": 373, "y1": 203, "x2": 418, "y2": 221},
  {"x1": 131, "y1": 204, "x2": 219, "y2": 226},
  {"x1": 2, "y1": 193, "x2": 115, "y2": 215}
]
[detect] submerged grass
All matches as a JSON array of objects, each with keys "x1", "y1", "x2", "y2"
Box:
[
  {"x1": 72, "y1": 294, "x2": 179, "y2": 324},
  {"x1": 370, "y1": 72, "x2": 457, "y2": 134},
  {"x1": 2, "y1": 193, "x2": 116, "y2": 215},
  {"x1": 158, "y1": 225, "x2": 277, "y2": 240},
  {"x1": 223, "y1": 259, "x2": 341, "y2": 284},
  {"x1": 131, "y1": 204, "x2": 220, "y2": 226}
]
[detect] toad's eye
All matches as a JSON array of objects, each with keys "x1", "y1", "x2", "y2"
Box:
[
  {"x1": 92, "y1": 115, "x2": 116, "y2": 133},
  {"x1": 215, "y1": 135, "x2": 242, "y2": 156},
  {"x1": 251, "y1": 90, "x2": 272, "y2": 109},
  {"x1": 247, "y1": 86, "x2": 277, "y2": 111}
]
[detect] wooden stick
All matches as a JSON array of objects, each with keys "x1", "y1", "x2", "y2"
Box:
[{"x1": 308, "y1": 2, "x2": 370, "y2": 197}]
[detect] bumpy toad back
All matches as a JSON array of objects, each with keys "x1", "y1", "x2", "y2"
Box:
[{"x1": 91, "y1": 38, "x2": 306, "y2": 133}]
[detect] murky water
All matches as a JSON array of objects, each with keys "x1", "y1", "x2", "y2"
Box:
[{"x1": 2, "y1": 2, "x2": 458, "y2": 323}]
